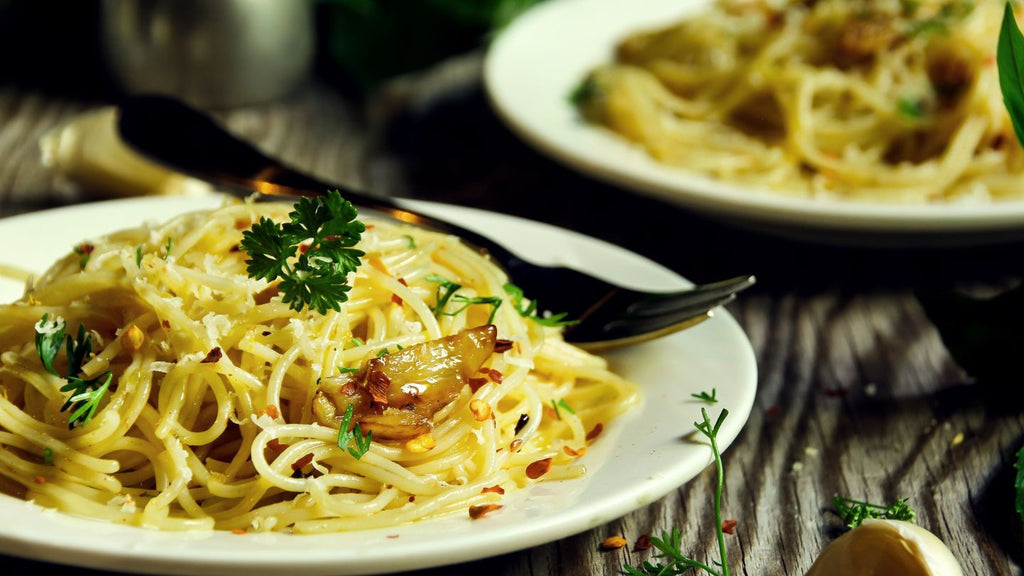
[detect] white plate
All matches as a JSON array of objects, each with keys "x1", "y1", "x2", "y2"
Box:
[
  {"x1": 484, "y1": 0, "x2": 1024, "y2": 243},
  {"x1": 0, "y1": 196, "x2": 757, "y2": 575}
]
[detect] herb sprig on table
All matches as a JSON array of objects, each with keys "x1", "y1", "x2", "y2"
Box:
[
  {"x1": 832, "y1": 496, "x2": 916, "y2": 530},
  {"x1": 241, "y1": 190, "x2": 365, "y2": 315},
  {"x1": 624, "y1": 408, "x2": 731, "y2": 576}
]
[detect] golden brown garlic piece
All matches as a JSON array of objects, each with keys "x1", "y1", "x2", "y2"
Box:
[{"x1": 313, "y1": 325, "x2": 498, "y2": 440}]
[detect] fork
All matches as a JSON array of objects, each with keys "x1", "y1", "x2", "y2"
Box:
[{"x1": 115, "y1": 95, "x2": 755, "y2": 351}]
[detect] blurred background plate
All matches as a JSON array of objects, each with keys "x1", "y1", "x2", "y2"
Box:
[{"x1": 483, "y1": 0, "x2": 1024, "y2": 245}]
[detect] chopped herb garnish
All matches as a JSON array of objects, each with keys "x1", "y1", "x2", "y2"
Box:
[
  {"x1": 833, "y1": 496, "x2": 916, "y2": 529},
  {"x1": 551, "y1": 399, "x2": 576, "y2": 419},
  {"x1": 338, "y1": 366, "x2": 360, "y2": 374},
  {"x1": 624, "y1": 408, "x2": 731, "y2": 576},
  {"x1": 349, "y1": 337, "x2": 365, "y2": 347},
  {"x1": 34, "y1": 315, "x2": 114, "y2": 429},
  {"x1": 896, "y1": 96, "x2": 925, "y2": 119},
  {"x1": 403, "y1": 234, "x2": 416, "y2": 248},
  {"x1": 135, "y1": 245, "x2": 143, "y2": 268},
  {"x1": 336, "y1": 403, "x2": 372, "y2": 459},
  {"x1": 73, "y1": 243, "x2": 93, "y2": 269},
  {"x1": 428, "y1": 275, "x2": 502, "y2": 324},
  {"x1": 42, "y1": 447, "x2": 53, "y2": 465},
  {"x1": 569, "y1": 75, "x2": 599, "y2": 107},
  {"x1": 165, "y1": 237, "x2": 174, "y2": 255},
  {"x1": 504, "y1": 283, "x2": 575, "y2": 327},
  {"x1": 692, "y1": 388, "x2": 718, "y2": 404},
  {"x1": 241, "y1": 190, "x2": 366, "y2": 315}
]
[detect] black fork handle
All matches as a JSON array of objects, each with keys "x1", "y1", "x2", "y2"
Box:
[{"x1": 116, "y1": 95, "x2": 522, "y2": 269}]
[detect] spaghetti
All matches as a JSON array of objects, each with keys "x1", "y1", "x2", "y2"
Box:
[
  {"x1": 0, "y1": 197, "x2": 637, "y2": 533},
  {"x1": 575, "y1": 0, "x2": 1024, "y2": 203}
]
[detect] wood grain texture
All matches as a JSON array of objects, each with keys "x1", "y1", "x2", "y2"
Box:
[{"x1": 1, "y1": 54, "x2": 1024, "y2": 575}]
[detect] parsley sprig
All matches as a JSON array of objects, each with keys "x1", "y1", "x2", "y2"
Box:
[
  {"x1": 34, "y1": 314, "x2": 114, "y2": 429},
  {"x1": 832, "y1": 496, "x2": 916, "y2": 530},
  {"x1": 624, "y1": 408, "x2": 731, "y2": 576},
  {"x1": 241, "y1": 190, "x2": 366, "y2": 315}
]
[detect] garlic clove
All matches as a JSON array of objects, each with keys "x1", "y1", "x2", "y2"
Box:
[{"x1": 806, "y1": 519, "x2": 962, "y2": 576}]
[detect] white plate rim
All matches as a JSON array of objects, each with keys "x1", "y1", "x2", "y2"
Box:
[
  {"x1": 483, "y1": 0, "x2": 1024, "y2": 236},
  {"x1": 0, "y1": 195, "x2": 757, "y2": 575}
]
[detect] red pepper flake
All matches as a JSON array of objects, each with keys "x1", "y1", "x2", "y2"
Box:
[
  {"x1": 33, "y1": 476, "x2": 46, "y2": 484},
  {"x1": 494, "y1": 339, "x2": 514, "y2": 353},
  {"x1": 201, "y1": 347, "x2": 223, "y2": 363},
  {"x1": 299, "y1": 243, "x2": 310, "y2": 254},
  {"x1": 408, "y1": 495, "x2": 416, "y2": 502},
  {"x1": 386, "y1": 534, "x2": 399, "y2": 539},
  {"x1": 291, "y1": 453, "x2": 314, "y2": 473},
  {"x1": 390, "y1": 278, "x2": 409, "y2": 307},
  {"x1": 469, "y1": 504, "x2": 503, "y2": 519},
  {"x1": 526, "y1": 458, "x2": 552, "y2": 479},
  {"x1": 468, "y1": 377, "x2": 488, "y2": 393},
  {"x1": 261, "y1": 405, "x2": 280, "y2": 419},
  {"x1": 75, "y1": 242, "x2": 95, "y2": 256},
  {"x1": 234, "y1": 218, "x2": 251, "y2": 230},
  {"x1": 563, "y1": 445, "x2": 587, "y2": 457},
  {"x1": 481, "y1": 485, "x2": 505, "y2": 495},
  {"x1": 162, "y1": 320, "x2": 171, "y2": 329},
  {"x1": 232, "y1": 528, "x2": 247, "y2": 535},
  {"x1": 633, "y1": 534, "x2": 652, "y2": 552},
  {"x1": 586, "y1": 423, "x2": 604, "y2": 441},
  {"x1": 489, "y1": 370, "x2": 503, "y2": 383},
  {"x1": 600, "y1": 536, "x2": 628, "y2": 550},
  {"x1": 267, "y1": 438, "x2": 287, "y2": 453},
  {"x1": 721, "y1": 519, "x2": 738, "y2": 535}
]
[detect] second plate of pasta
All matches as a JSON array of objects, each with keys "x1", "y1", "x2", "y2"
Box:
[{"x1": 485, "y1": 0, "x2": 1024, "y2": 243}]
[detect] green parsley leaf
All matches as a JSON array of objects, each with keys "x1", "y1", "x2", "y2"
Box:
[
  {"x1": 551, "y1": 398, "x2": 575, "y2": 419},
  {"x1": 34, "y1": 315, "x2": 113, "y2": 429},
  {"x1": 34, "y1": 314, "x2": 65, "y2": 376},
  {"x1": 135, "y1": 245, "x2": 144, "y2": 268},
  {"x1": 504, "y1": 283, "x2": 575, "y2": 327},
  {"x1": 336, "y1": 402, "x2": 373, "y2": 459},
  {"x1": 998, "y1": 1, "x2": 1024, "y2": 148},
  {"x1": 427, "y1": 275, "x2": 502, "y2": 323},
  {"x1": 692, "y1": 388, "x2": 718, "y2": 404},
  {"x1": 241, "y1": 190, "x2": 366, "y2": 315}
]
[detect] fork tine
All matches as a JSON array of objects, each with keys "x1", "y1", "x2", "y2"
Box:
[
  {"x1": 575, "y1": 310, "x2": 715, "y2": 352},
  {"x1": 625, "y1": 275, "x2": 756, "y2": 317}
]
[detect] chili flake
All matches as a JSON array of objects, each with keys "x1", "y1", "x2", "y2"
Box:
[
  {"x1": 722, "y1": 519, "x2": 738, "y2": 535},
  {"x1": 469, "y1": 504, "x2": 503, "y2": 519},
  {"x1": 600, "y1": 536, "x2": 628, "y2": 550},
  {"x1": 526, "y1": 457, "x2": 552, "y2": 479},
  {"x1": 586, "y1": 423, "x2": 604, "y2": 441}
]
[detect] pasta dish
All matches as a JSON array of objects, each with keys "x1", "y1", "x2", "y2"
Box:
[
  {"x1": 0, "y1": 195, "x2": 637, "y2": 533},
  {"x1": 574, "y1": 0, "x2": 1024, "y2": 203}
]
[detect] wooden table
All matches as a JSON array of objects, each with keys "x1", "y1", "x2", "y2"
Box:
[{"x1": 1, "y1": 50, "x2": 1022, "y2": 575}]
